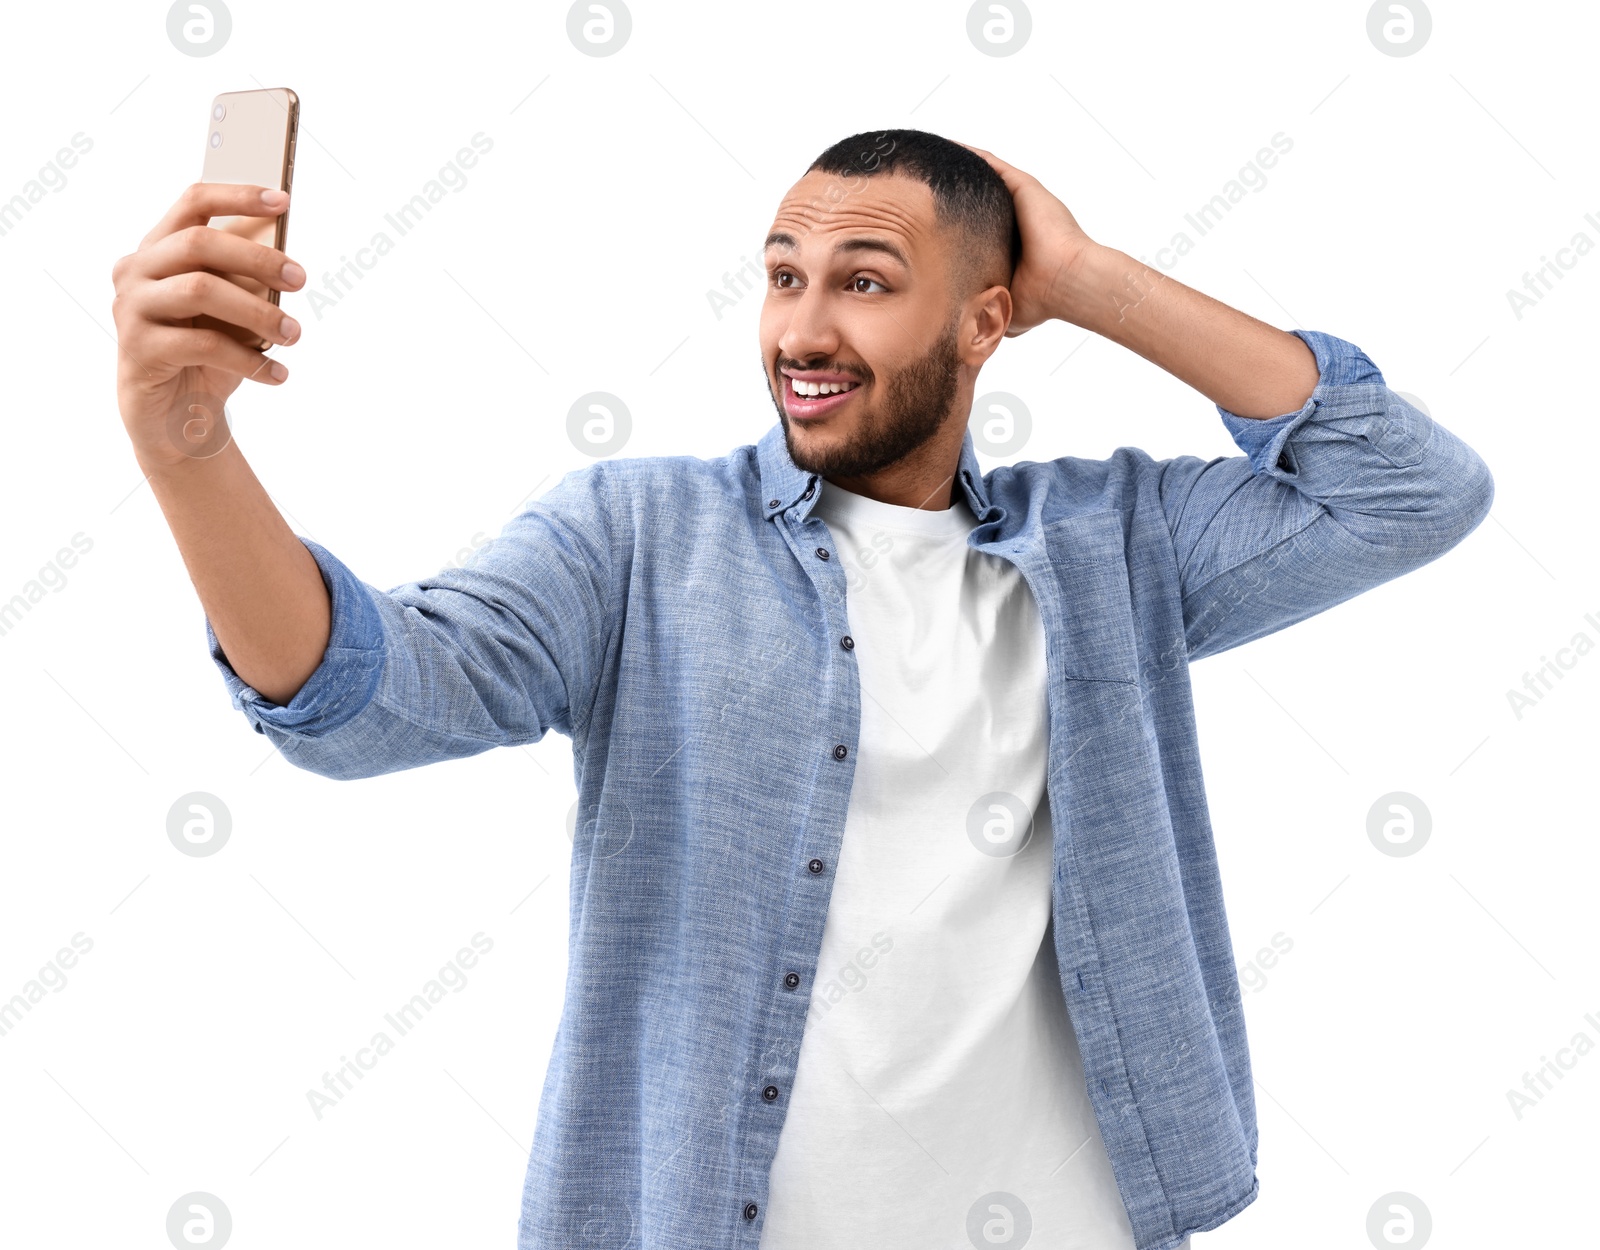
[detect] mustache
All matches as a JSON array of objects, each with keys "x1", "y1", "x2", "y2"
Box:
[{"x1": 775, "y1": 360, "x2": 869, "y2": 382}]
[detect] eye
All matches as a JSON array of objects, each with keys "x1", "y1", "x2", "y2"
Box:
[{"x1": 768, "y1": 269, "x2": 887, "y2": 294}]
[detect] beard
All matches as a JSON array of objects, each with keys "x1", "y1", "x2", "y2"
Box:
[{"x1": 766, "y1": 315, "x2": 963, "y2": 480}]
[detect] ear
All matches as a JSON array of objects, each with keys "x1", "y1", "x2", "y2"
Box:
[{"x1": 960, "y1": 284, "x2": 1012, "y2": 365}]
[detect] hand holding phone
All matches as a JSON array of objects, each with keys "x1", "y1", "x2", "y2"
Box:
[{"x1": 109, "y1": 87, "x2": 303, "y2": 471}]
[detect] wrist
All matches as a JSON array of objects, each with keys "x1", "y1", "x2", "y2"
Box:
[
  {"x1": 134, "y1": 429, "x2": 242, "y2": 484},
  {"x1": 1051, "y1": 243, "x2": 1167, "y2": 335}
]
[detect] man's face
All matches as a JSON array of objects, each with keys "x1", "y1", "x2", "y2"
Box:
[{"x1": 758, "y1": 170, "x2": 973, "y2": 481}]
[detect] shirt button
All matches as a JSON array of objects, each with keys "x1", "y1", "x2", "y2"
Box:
[
  {"x1": 768, "y1": 499, "x2": 780, "y2": 508},
  {"x1": 783, "y1": 972, "x2": 800, "y2": 989},
  {"x1": 840, "y1": 635, "x2": 854, "y2": 651},
  {"x1": 802, "y1": 484, "x2": 814, "y2": 499},
  {"x1": 743, "y1": 1202, "x2": 759, "y2": 1220},
  {"x1": 832, "y1": 744, "x2": 848, "y2": 760},
  {"x1": 815, "y1": 547, "x2": 830, "y2": 560},
  {"x1": 762, "y1": 1084, "x2": 779, "y2": 1102},
  {"x1": 807, "y1": 858, "x2": 825, "y2": 874}
]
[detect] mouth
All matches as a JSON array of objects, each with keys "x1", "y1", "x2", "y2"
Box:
[{"x1": 782, "y1": 374, "x2": 863, "y2": 421}]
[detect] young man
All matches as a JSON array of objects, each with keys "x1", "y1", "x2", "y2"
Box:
[{"x1": 111, "y1": 129, "x2": 1492, "y2": 1250}]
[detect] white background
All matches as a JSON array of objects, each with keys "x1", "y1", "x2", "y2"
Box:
[{"x1": 0, "y1": 0, "x2": 1594, "y2": 1247}]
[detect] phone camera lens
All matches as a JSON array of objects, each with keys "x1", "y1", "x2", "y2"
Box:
[
  {"x1": 212, "y1": 103, "x2": 226, "y2": 121},
  {"x1": 210, "y1": 131, "x2": 222, "y2": 149}
]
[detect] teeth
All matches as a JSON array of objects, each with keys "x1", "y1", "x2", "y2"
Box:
[{"x1": 790, "y1": 378, "x2": 858, "y2": 397}]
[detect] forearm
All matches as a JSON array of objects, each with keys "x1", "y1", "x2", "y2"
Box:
[
  {"x1": 203, "y1": 469, "x2": 618, "y2": 782},
  {"x1": 1057, "y1": 243, "x2": 1320, "y2": 419},
  {"x1": 141, "y1": 440, "x2": 330, "y2": 705}
]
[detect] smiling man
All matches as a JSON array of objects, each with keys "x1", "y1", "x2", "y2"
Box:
[{"x1": 114, "y1": 128, "x2": 1492, "y2": 1250}]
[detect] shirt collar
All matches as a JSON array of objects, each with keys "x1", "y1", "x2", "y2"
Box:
[{"x1": 756, "y1": 421, "x2": 995, "y2": 524}]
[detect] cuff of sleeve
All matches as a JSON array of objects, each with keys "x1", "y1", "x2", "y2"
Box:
[
  {"x1": 1217, "y1": 329, "x2": 1388, "y2": 476},
  {"x1": 205, "y1": 536, "x2": 387, "y2": 737}
]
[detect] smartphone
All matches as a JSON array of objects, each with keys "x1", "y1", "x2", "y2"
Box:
[{"x1": 196, "y1": 87, "x2": 298, "y2": 349}]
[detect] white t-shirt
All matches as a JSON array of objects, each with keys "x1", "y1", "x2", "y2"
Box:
[{"x1": 758, "y1": 479, "x2": 1143, "y2": 1249}]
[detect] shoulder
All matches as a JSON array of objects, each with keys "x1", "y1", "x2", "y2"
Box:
[
  {"x1": 531, "y1": 442, "x2": 765, "y2": 528},
  {"x1": 984, "y1": 445, "x2": 1173, "y2": 522}
]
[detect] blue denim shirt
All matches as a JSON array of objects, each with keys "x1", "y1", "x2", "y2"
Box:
[{"x1": 207, "y1": 329, "x2": 1493, "y2": 1250}]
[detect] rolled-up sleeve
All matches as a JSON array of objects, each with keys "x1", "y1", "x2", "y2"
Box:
[
  {"x1": 207, "y1": 537, "x2": 387, "y2": 738},
  {"x1": 205, "y1": 464, "x2": 617, "y2": 780},
  {"x1": 1157, "y1": 328, "x2": 1495, "y2": 662}
]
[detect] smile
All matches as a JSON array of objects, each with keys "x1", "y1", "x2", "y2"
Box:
[{"x1": 783, "y1": 375, "x2": 861, "y2": 420}]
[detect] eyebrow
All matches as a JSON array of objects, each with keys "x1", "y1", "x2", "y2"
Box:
[{"x1": 762, "y1": 231, "x2": 910, "y2": 269}]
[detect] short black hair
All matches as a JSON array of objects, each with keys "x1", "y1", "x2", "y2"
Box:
[{"x1": 804, "y1": 128, "x2": 1021, "y2": 299}]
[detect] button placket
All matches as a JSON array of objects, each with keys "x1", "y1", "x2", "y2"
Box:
[{"x1": 739, "y1": 498, "x2": 856, "y2": 1232}]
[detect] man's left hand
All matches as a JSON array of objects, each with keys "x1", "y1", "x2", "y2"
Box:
[{"x1": 959, "y1": 143, "x2": 1098, "y2": 337}]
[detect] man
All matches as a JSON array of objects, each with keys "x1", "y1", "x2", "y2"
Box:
[{"x1": 112, "y1": 128, "x2": 1492, "y2": 1250}]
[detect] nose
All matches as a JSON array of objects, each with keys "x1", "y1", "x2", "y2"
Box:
[{"x1": 776, "y1": 283, "x2": 840, "y2": 366}]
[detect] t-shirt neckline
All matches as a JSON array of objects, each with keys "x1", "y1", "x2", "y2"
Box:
[{"x1": 814, "y1": 478, "x2": 976, "y2": 539}]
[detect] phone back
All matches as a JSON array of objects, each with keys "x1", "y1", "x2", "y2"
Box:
[{"x1": 197, "y1": 87, "x2": 298, "y2": 347}]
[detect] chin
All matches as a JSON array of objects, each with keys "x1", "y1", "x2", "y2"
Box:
[{"x1": 777, "y1": 416, "x2": 830, "y2": 470}]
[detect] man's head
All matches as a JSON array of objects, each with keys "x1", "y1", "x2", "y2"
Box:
[{"x1": 759, "y1": 129, "x2": 1020, "y2": 497}]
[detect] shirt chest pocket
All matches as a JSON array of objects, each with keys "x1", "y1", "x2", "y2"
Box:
[{"x1": 1040, "y1": 510, "x2": 1143, "y2": 686}]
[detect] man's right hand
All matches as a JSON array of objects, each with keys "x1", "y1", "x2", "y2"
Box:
[{"x1": 111, "y1": 182, "x2": 305, "y2": 471}]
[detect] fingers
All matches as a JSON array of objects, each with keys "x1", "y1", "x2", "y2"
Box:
[
  {"x1": 112, "y1": 215, "x2": 304, "y2": 380},
  {"x1": 128, "y1": 223, "x2": 305, "y2": 294},
  {"x1": 135, "y1": 270, "x2": 301, "y2": 350},
  {"x1": 138, "y1": 325, "x2": 290, "y2": 385},
  {"x1": 112, "y1": 217, "x2": 305, "y2": 367},
  {"x1": 111, "y1": 183, "x2": 300, "y2": 417},
  {"x1": 140, "y1": 181, "x2": 288, "y2": 250}
]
